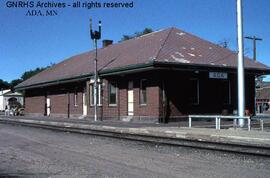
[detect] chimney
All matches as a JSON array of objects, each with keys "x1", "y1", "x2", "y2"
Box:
[{"x1": 102, "y1": 40, "x2": 113, "y2": 48}]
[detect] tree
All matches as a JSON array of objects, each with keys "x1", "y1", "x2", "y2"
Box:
[
  {"x1": 218, "y1": 39, "x2": 230, "y2": 48},
  {"x1": 4, "y1": 63, "x2": 55, "y2": 90},
  {"x1": 20, "y1": 63, "x2": 55, "y2": 81},
  {"x1": 122, "y1": 35, "x2": 132, "y2": 41},
  {"x1": 9, "y1": 79, "x2": 23, "y2": 89},
  {"x1": 0, "y1": 79, "x2": 10, "y2": 90},
  {"x1": 120, "y1": 28, "x2": 153, "y2": 42},
  {"x1": 21, "y1": 67, "x2": 48, "y2": 81}
]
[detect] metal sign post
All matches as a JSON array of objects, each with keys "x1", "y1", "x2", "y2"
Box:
[{"x1": 90, "y1": 18, "x2": 101, "y2": 122}]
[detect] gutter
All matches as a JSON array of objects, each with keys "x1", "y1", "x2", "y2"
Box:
[
  {"x1": 99, "y1": 62, "x2": 154, "y2": 76},
  {"x1": 15, "y1": 62, "x2": 155, "y2": 91},
  {"x1": 153, "y1": 61, "x2": 270, "y2": 75},
  {"x1": 15, "y1": 60, "x2": 270, "y2": 91},
  {"x1": 15, "y1": 74, "x2": 92, "y2": 91}
]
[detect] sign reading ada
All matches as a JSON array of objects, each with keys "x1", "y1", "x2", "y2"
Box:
[{"x1": 209, "y1": 72, "x2": 228, "y2": 79}]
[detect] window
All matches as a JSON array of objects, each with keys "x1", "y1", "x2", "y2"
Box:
[
  {"x1": 74, "y1": 89, "x2": 78, "y2": 106},
  {"x1": 140, "y1": 79, "x2": 147, "y2": 105},
  {"x1": 109, "y1": 82, "x2": 117, "y2": 105},
  {"x1": 221, "y1": 80, "x2": 231, "y2": 104},
  {"x1": 189, "y1": 79, "x2": 199, "y2": 104},
  {"x1": 90, "y1": 83, "x2": 102, "y2": 106}
]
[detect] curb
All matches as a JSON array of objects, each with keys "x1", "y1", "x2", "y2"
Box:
[{"x1": 1, "y1": 118, "x2": 270, "y2": 156}]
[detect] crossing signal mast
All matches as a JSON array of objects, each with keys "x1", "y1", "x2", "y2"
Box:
[{"x1": 90, "y1": 18, "x2": 101, "y2": 122}]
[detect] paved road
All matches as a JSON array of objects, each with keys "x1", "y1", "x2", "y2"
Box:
[{"x1": 0, "y1": 124, "x2": 269, "y2": 178}]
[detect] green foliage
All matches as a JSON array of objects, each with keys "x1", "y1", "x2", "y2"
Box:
[
  {"x1": 20, "y1": 63, "x2": 54, "y2": 82},
  {"x1": 120, "y1": 28, "x2": 153, "y2": 42},
  {"x1": 218, "y1": 39, "x2": 229, "y2": 48},
  {"x1": 0, "y1": 63, "x2": 55, "y2": 89},
  {"x1": 9, "y1": 79, "x2": 23, "y2": 89},
  {"x1": 21, "y1": 67, "x2": 48, "y2": 81},
  {"x1": 0, "y1": 79, "x2": 10, "y2": 90},
  {"x1": 122, "y1": 35, "x2": 132, "y2": 41}
]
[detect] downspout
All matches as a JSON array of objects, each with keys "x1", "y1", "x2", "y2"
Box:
[
  {"x1": 44, "y1": 92, "x2": 47, "y2": 116},
  {"x1": 254, "y1": 75, "x2": 257, "y2": 116},
  {"x1": 100, "y1": 79, "x2": 104, "y2": 121},
  {"x1": 162, "y1": 79, "x2": 166, "y2": 123},
  {"x1": 118, "y1": 81, "x2": 120, "y2": 121},
  {"x1": 67, "y1": 92, "x2": 70, "y2": 118}
]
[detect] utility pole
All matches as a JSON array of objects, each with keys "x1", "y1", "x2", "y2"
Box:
[
  {"x1": 90, "y1": 18, "x2": 101, "y2": 122},
  {"x1": 236, "y1": 0, "x2": 245, "y2": 127},
  {"x1": 245, "y1": 36, "x2": 262, "y2": 116},
  {"x1": 245, "y1": 36, "x2": 262, "y2": 61}
]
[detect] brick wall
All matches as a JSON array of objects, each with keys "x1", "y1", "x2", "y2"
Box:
[
  {"x1": 24, "y1": 82, "x2": 85, "y2": 118},
  {"x1": 159, "y1": 70, "x2": 256, "y2": 119},
  {"x1": 23, "y1": 70, "x2": 256, "y2": 121},
  {"x1": 133, "y1": 78, "x2": 160, "y2": 117},
  {"x1": 87, "y1": 72, "x2": 161, "y2": 120},
  {"x1": 25, "y1": 95, "x2": 45, "y2": 116},
  {"x1": 68, "y1": 91, "x2": 83, "y2": 116}
]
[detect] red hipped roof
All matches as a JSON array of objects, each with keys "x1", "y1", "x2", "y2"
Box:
[{"x1": 16, "y1": 28, "x2": 270, "y2": 89}]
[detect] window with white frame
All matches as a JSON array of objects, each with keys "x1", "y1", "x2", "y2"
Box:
[
  {"x1": 189, "y1": 78, "x2": 199, "y2": 105},
  {"x1": 109, "y1": 82, "x2": 117, "y2": 106},
  {"x1": 90, "y1": 81, "x2": 102, "y2": 106},
  {"x1": 140, "y1": 79, "x2": 147, "y2": 105}
]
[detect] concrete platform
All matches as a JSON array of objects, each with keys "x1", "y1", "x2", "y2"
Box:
[{"x1": 1, "y1": 116, "x2": 270, "y2": 156}]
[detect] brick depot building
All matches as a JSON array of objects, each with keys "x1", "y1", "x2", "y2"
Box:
[{"x1": 15, "y1": 28, "x2": 270, "y2": 122}]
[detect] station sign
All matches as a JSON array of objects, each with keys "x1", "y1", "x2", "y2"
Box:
[{"x1": 209, "y1": 72, "x2": 228, "y2": 79}]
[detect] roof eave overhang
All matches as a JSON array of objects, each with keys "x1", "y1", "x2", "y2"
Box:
[
  {"x1": 153, "y1": 61, "x2": 270, "y2": 75},
  {"x1": 15, "y1": 74, "x2": 92, "y2": 91},
  {"x1": 15, "y1": 62, "x2": 155, "y2": 91},
  {"x1": 15, "y1": 61, "x2": 270, "y2": 91}
]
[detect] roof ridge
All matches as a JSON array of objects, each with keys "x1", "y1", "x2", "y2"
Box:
[
  {"x1": 154, "y1": 27, "x2": 174, "y2": 61},
  {"x1": 114, "y1": 27, "x2": 171, "y2": 46}
]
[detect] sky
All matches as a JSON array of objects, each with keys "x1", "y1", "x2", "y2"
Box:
[{"x1": 0, "y1": 0, "x2": 270, "y2": 82}]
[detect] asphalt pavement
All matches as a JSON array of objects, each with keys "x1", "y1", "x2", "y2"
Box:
[{"x1": 0, "y1": 124, "x2": 270, "y2": 177}]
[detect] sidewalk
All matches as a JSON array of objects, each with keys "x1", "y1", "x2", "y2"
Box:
[{"x1": 0, "y1": 116, "x2": 270, "y2": 156}]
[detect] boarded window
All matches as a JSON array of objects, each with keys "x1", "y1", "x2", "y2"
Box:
[
  {"x1": 189, "y1": 79, "x2": 199, "y2": 104},
  {"x1": 109, "y1": 82, "x2": 117, "y2": 105},
  {"x1": 221, "y1": 80, "x2": 231, "y2": 104},
  {"x1": 140, "y1": 79, "x2": 147, "y2": 105}
]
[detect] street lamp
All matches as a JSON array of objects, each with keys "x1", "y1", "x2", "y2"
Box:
[{"x1": 90, "y1": 18, "x2": 101, "y2": 122}]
